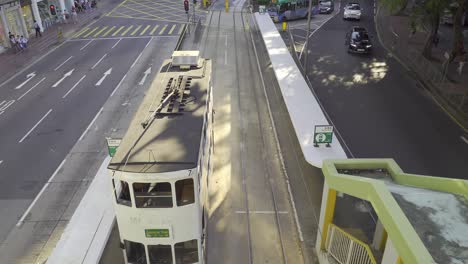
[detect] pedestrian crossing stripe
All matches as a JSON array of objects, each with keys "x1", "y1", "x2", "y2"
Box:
[
  {"x1": 73, "y1": 24, "x2": 183, "y2": 39},
  {"x1": 168, "y1": 24, "x2": 176, "y2": 35},
  {"x1": 112, "y1": 26, "x2": 125, "y2": 37},
  {"x1": 103, "y1": 26, "x2": 116, "y2": 37},
  {"x1": 121, "y1": 25, "x2": 133, "y2": 36},
  {"x1": 140, "y1": 25, "x2": 151, "y2": 36},
  {"x1": 131, "y1": 25, "x2": 142, "y2": 36},
  {"x1": 94, "y1": 26, "x2": 108, "y2": 38},
  {"x1": 150, "y1": 25, "x2": 160, "y2": 35},
  {"x1": 83, "y1": 27, "x2": 100, "y2": 38}
]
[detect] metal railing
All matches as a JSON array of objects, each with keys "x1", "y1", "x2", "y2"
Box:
[{"x1": 325, "y1": 224, "x2": 377, "y2": 264}]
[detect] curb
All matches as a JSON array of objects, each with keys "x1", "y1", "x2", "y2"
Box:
[{"x1": 373, "y1": 5, "x2": 468, "y2": 133}]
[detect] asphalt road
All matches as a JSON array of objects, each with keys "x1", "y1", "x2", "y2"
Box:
[
  {"x1": 199, "y1": 1, "x2": 304, "y2": 263},
  {"x1": 304, "y1": 0, "x2": 468, "y2": 178},
  {"x1": 0, "y1": 1, "x2": 181, "y2": 261}
]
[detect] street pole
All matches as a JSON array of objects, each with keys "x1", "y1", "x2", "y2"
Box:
[{"x1": 304, "y1": 0, "x2": 313, "y2": 73}]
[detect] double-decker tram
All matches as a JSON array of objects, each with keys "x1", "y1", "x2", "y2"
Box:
[{"x1": 108, "y1": 51, "x2": 213, "y2": 264}]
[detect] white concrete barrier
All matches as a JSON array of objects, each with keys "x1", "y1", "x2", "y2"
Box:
[
  {"x1": 47, "y1": 157, "x2": 115, "y2": 264},
  {"x1": 254, "y1": 13, "x2": 347, "y2": 167}
]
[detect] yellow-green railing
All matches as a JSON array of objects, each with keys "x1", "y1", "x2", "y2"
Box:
[{"x1": 326, "y1": 224, "x2": 377, "y2": 264}]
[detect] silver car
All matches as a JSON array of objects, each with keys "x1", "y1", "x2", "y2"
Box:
[{"x1": 343, "y1": 3, "x2": 361, "y2": 20}]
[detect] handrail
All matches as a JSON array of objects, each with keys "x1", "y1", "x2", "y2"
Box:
[{"x1": 326, "y1": 223, "x2": 377, "y2": 264}]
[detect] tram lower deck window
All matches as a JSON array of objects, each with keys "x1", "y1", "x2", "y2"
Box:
[
  {"x1": 133, "y1": 182, "x2": 173, "y2": 208},
  {"x1": 124, "y1": 240, "x2": 146, "y2": 263},
  {"x1": 175, "y1": 239, "x2": 199, "y2": 264},
  {"x1": 176, "y1": 179, "x2": 195, "y2": 206},
  {"x1": 148, "y1": 244, "x2": 172, "y2": 264}
]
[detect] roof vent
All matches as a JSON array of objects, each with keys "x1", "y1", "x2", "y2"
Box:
[{"x1": 172, "y1": 50, "x2": 201, "y2": 70}]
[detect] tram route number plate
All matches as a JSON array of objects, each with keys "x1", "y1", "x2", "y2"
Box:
[
  {"x1": 145, "y1": 229, "x2": 170, "y2": 238},
  {"x1": 313, "y1": 125, "x2": 334, "y2": 145}
]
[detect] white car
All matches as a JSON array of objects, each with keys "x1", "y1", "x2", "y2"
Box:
[{"x1": 343, "y1": 3, "x2": 361, "y2": 20}]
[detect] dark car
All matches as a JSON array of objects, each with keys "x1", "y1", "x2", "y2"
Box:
[
  {"x1": 319, "y1": 0, "x2": 334, "y2": 14},
  {"x1": 346, "y1": 27, "x2": 372, "y2": 53}
]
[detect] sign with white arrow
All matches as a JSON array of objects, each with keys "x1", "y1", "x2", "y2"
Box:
[
  {"x1": 95, "y1": 68, "x2": 112, "y2": 86},
  {"x1": 15, "y1": 72, "x2": 36, "y2": 89},
  {"x1": 52, "y1": 69, "x2": 75, "y2": 88},
  {"x1": 139, "y1": 67, "x2": 151, "y2": 85}
]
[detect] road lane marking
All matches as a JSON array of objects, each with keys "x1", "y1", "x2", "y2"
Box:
[
  {"x1": 15, "y1": 72, "x2": 36, "y2": 89},
  {"x1": 102, "y1": 26, "x2": 116, "y2": 37},
  {"x1": 91, "y1": 53, "x2": 107, "y2": 69},
  {"x1": 80, "y1": 39, "x2": 94, "y2": 51},
  {"x1": 131, "y1": 25, "x2": 142, "y2": 36},
  {"x1": 140, "y1": 25, "x2": 151, "y2": 35},
  {"x1": 159, "y1": 25, "x2": 168, "y2": 35},
  {"x1": 178, "y1": 24, "x2": 184, "y2": 34},
  {"x1": 112, "y1": 26, "x2": 125, "y2": 37},
  {"x1": 18, "y1": 77, "x2": 46, "y2": 101},
  {"x1": 111, "y1": 74, "x2": 127, "y2": 97},
  {"x1": 168, "y1": 24, "x2": 176, "y2": 35},
  {"x1": 150, "y1": 25, "x2": 160, "y2": 35},
  {"x1": 74, "y1": 28, "x2": 89, "y2": 38},
  {"x1": 0, "y1": 160, "x2": 3, "y2": 165},
  {"x1": 121, "y1": 25, "x2": 133, "y2": 36},
  {"x1": 0, "y1": 100, "x2": 15, "y2": 116},
  {"x1": 16, "y1": 158, "x2": 66, "y2": 226},
  {"x1": 144, "y1": 36, "x2": 153, "y2": 48},
  {"x1": 52, "y1": 69, "x2": 74, "y2": 87},
  {"x1": 95, "y1": 68, "x2": 112, "y2": 86},
  {"x1": 139, "y1": 67, "x2": 151, "y2": 85},
  {"x1": 63, "y1": 75, "x2": 86, "y2": 98},
  {"x1": 111, "y1": 38, "x2": 122, "y2": 49},
  {"x1": 94, "y1": 26, "x2": 109, "y2": 38},
  {"x1": 461, "y1": 136, "x2": 468, "y2": 144},
  {"x1": 83, "y1": 27, "x2": 100, "y2": 38},
  {"x1": 19, "y1": 109, "x2": 52, "y2": 143},
  {"x1": 78, "y1": 107, "x2": 103, "y2": 141},
  {"x1": 54, "y1": 56, "x2": 73, "y2": 71}
]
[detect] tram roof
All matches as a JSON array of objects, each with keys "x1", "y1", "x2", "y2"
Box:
[{"x1": 108, "y1": 58, "x2": 211, "y2": 173}]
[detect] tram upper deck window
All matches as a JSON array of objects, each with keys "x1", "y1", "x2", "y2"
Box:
[
  {"x1": 113, "y1": 180, "x2": 131, "y2": 207},
  {"x1": 175, "y1": 239, "x2": 199, "y2": 264},
  {"x1": 124, "y1": 240, "x2": 147, "y2": 264},
  {"x1": 148, "y1": 244, "x2": 172, "y2": 264},
  {"x1": 133, "y1": 182, "x2": 173, "y2": 208},
  {"x1": 176, "y1": 179, "x2": 195, "y2": 206}
]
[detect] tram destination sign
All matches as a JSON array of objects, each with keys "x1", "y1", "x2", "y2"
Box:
[
  {"x1": 313, "y1": 125, "x2": 334, "y2": 146},
  {"x1": 106, "y1": 138, "x2": 122, "y2": 157},
  {"x1": 145, "y1": 229, "x2": 170, "y2": 238}
]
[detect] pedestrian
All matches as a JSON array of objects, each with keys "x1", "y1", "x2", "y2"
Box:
[
  {"x1": 71, "y1": 7, "x2": 78, "y2": 24},
  {"x1": 33, "y1": 20, "x2": 42, "y2": 37},
  {"x1": 8, "y1": 31, "x2": 14, "y2": 40},
  {"x1": 62, "y1": 9, "x2": 68, "y2": 23},
  {"x1": 19, "y1": 35, "x2": 28, "y2": 49}
]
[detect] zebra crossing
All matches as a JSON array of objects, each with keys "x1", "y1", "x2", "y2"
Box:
[{"x1": 73, "y1": 23, "x2": 184, "y2": 39}]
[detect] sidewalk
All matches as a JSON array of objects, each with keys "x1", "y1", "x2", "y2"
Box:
[
  {"x1": 0, "y1": 4, "x2": 111, "y2": 85},
  {"x1": 375, "y1": 6, "x2": 468, "y2": 131}
]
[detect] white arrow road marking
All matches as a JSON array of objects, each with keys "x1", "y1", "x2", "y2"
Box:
[
  {"x1": 54, "y1": 56, "x2": 73, "y2": 71},
  {"x1": 15, "y1": 72, "x2": 36, "y2": 89},
  {"x1": 95, "y1": 68, "x2": 112, "y2": 86},
  {"x1": 19, "y1": 109, "x2": 52, "y2": 143},
  {"x1": 52, "y1": 69, "x2": 74, "y2": 88},
  {"x1": 63, "y1": 75, "x2": 86, "y2": 98},
  {"x1": 139, "y1": 67, "x2": 151, "y2": 85},
  {"x1": 18, "y1": 77, "x2": 46, "y2": 101}
]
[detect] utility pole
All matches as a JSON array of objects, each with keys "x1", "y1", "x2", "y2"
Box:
[{"x1": 304, "y1": 0, "x2": 313, "y2": 73}]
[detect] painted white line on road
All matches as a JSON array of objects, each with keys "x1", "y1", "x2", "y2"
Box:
[
  {"x1": 80, "y1": 39, "x2": 94, "y2": 51},
  {"x1": 63, "y1": 75, "x2": 86, "y2": 98},
  {"x1": 390, "y1": 26, "x2": 399, "y2": 38},
  {"x1": 111, "y1": 38, "x2": 122, "y2": 49},
  {"x1": 91, "y1": 54, "x2": 107, "y2": 70},
  {"x1": 235, "y1": 210, "x2": 289, "y2": 214},
  {"x1": 78, "y1": 107, "x2": 103, "y2": 141},
  {"x1": 67, "y1": 36, "x2": 178, "y2": 42},
  {"x1": 54, "y1": 56, "x2": 73, "y2": 71},
  {"x1": 16, "y1": 158, "x2": 66, "y2": 226},
  {"x1": 225, "y1": 34, "x2": 228, "y2": 65},
  {"x1": 144, "y1": 37, "x2": 153, "y2": 49},
  {"x1": 17, "y1": 77, "x2": 46, "y2": 101},
  {"x1": 130, "y1": 52, "x2": 143, "y2": 69},
  {"x1": 15, "y1": 72, "x2": 36, "y2": 90},
  {"x1": 111, "y1": 74, "x2": 127, "y2": 97},
  {"x1": 19, "y1": 109, "x2": 52, "y2": 143},
  {"x1": 461, "y1": 136, "x2": 468, "y2": 144},
  {"x1": 95, "y1": 68, "x2": 112, "y2": 86},
  {"x1": 52, "y1": 69, "x2": 75, "y2": 88},
  {"x1": 0, "y1": 160, "x2": 3, "y2": 165}
]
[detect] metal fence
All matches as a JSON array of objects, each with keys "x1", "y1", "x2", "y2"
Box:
[{"x1": 325, "y1": 224, "x2": 377, "y2": 264}]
